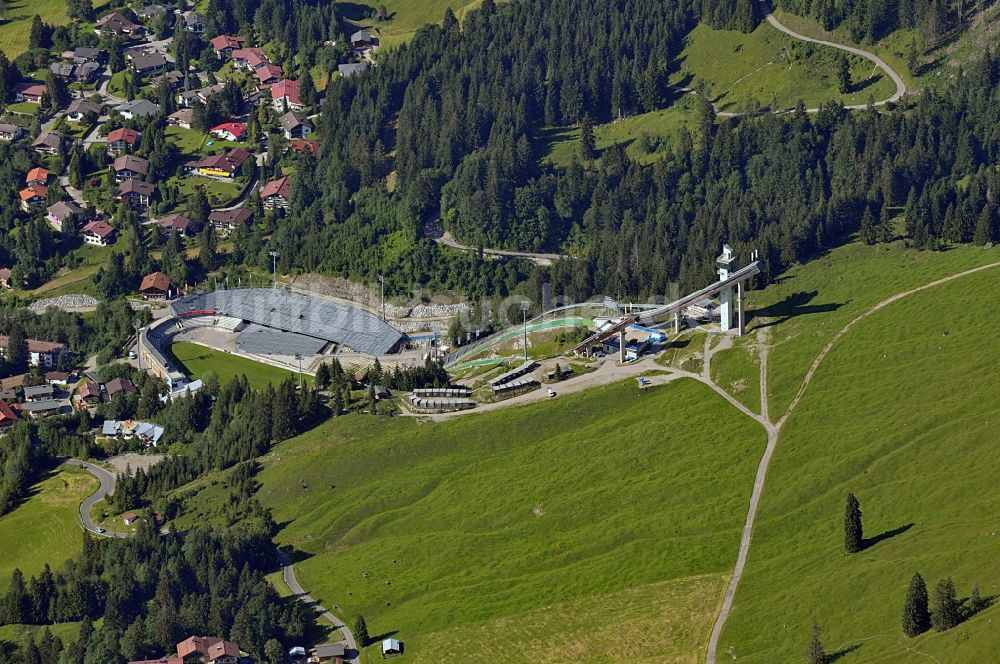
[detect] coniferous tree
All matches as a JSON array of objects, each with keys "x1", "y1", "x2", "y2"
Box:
[
  {"x1": 837, "y1": 53, "x2": 851, "y2": 94},
  {"x1": 843, "y1": 493, "x2": 863, "y2": 553},
  {"x1": 353, "y1": 614, "x2": 369, "y2": 647},
  {"x1": 902, "y1": 572, "x2": 931, "y2": 637},
  {"x1": 931, "y1": 578, "x2": 960, "y2": 631},
  {"x1": 973, "y1": 207, "x2": 994, "y2": 246},
  {"x1": 580, "y1": 113, "x2": 597, "y2": 160}
]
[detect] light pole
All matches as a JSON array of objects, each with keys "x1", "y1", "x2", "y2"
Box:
[
  {"x1": 132, "y1": 320, "x2": 142, "y2": 370},
  {"x1": 295, "y1": 353, "x2": 303, "y2": 389},
  {"x1": 269, "y1": 251, "x2": 279, "y2": 289},
  {"x1": 377, "y1": 274, "x2": 386, "y2": 321},
  {"x1": 521, "y1": 300, "x2": 530, "y2": 362}
]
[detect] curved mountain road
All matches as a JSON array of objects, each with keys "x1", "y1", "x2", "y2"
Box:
[
  {"x1": 64, "y1": 458, "x2": 130, "y2": 539},
  {"x1": 278, "y1": 550, "x2": 359, "y2": 663}
]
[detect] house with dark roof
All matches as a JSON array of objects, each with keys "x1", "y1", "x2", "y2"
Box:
[
  {"x1": 208, "y1": 207, "x2": 253, "y2": 233},
  {"x1": 168, "y1": 108, "x2": 194, "y2": 129},
  {"x1": 94, "y1": 12, "x2": 143, "y2": 36},
  {"x1": 23, "y1": 384, "x2": 54, "y2": 402},
  {"x1": 114, "y1": 99, "x2": 161, "y2": 120},
  {"x1": 261, "y1": 175, "x2": 291, "y2": 211},
  {"x1": 50, "y1": 62, "x2": 75, "y2": 78},
  {"x1": 188, "y1": 149, "x2": 251, "y2": 178},
  {"x1": 113, "y1": 155, "x2": 150, "y2": 181},
  {"x1": 105, "y1": 376, "x2": 137, "y2": 398},
  {"x1": 32, "y1": 131, "x2": 63, "y2": 155},
  {"x1": 82, "y1": 220, "x2": 117, "y2": 246},
  {"x1": 129, "y1": 52, "x2": 170, "y2": 75},
  {"x1": 107, "y1": 127, "x2": 142, "y2": 155},
  {"x1": 338, "y1": 62, "x2": 368, "y2": 78},
  {"x1": 176, "y1": 83, "x2": 225, "y2": 108},
  {"x1": 71, "y1": 47, "x2": 102, "y2": 63},
  {"x1": 350, "y1": 29, "x2": 374, "y2": 48},
  {"x1": 150, "y1": 70, "x2": 184, "y2": 89},
  {"x1": 0, "y1": 336, "x2": 67, "y2": 367},
  {"x1": 254, "y1": 63, "x2": 284, "y2": 85},
  {"x1": 47, "y1": 201, "x2": 88, "y2": 232},
  {"x1": 158, "y1": 213, "x2": 199, "y2": 237},
  {"x1": 118, "y1": 180, "x2": 155, "y2": 208},
  {"x1": 183, "y1": 12, "x2": 206, "y2": 33},
  {"x1": 0, "y1": 123, "x2": 26, "y2": 142},
  {"x1": 66, "y1": 98, "x2": 102, "y2": 122},
  {"x1": 279, "y1": 110, "x2": 312, "y2": 139},
  {"x1": 139, "y1": 272, "x2": 174, "y2": 300}
]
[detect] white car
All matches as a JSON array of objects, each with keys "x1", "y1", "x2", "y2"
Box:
[
  {"x1": 547, "y1": 388, "x2": 556, "y2": 397},
  {"x1": 95, "y1": 527, "x2": 105, "y2": 534},
  {"x1": 128, "y1": 351, "x2": 137, "y2": 359}
]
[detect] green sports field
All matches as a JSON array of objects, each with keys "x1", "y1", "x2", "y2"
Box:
[
  {"x1": 255, "y1": 378, "x2": 766, "y2": 662},
  {"x1": 0, "y1": 466, "x2": 96, "y2": 584},
  {"x1": 170, "y1": 341, "x2": 305, "y2": 390}
]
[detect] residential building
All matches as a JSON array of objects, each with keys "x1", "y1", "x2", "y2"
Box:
[
  {"x1": 183, "y1": 12, "x2": 207, "y2": 33},
  {"x1": 209, "y1": 35, "x2": 245, "y2": 60},
  {"x1": 129, "y1": 52, "x2": 170, "y2": 76},
  {"x1": 168, "y1": 108, "x2": 194, "y2": 129},
  {"x1": 231, "y1": 47, "x2": 269, "y2": 70},
  {"x1": 70, "y1": 47, "x2": 102, "y2": 63},
  {"x1": 107, "y1": 127, "x2": 142, "y2": 155},
  {"x1": 0, "y1": 336, "x2": 67, "y2": 367},
  {"x1": 105, "y1": 377, "x2": 136, "y2": 399},
  {"x1": 26, "y1": 167, "x2": 49, "y2": 187},
  {"x1": 50, "y1": 62, "x2": 75, "y2": 78},
  {"x1": 150, "y1": 70, "x2": 184, "y2": 89},
  {"x1": 0, "y1": 268, "x2": 11, "y2": 289},
  {"x1": 157, "y1": 213, "x2": 198, "y2": 236},
  {"x1": 338, "y1": 62, "x2": 368, "y2": 78},
  {"x1": 114, "y1": 99, "x2": 161, "y2": 120},
  {"x1": 139, "y1": 4, "x2": 169, "y2": 20},
  {"x1": 118, "y1": 180, "x2": 155, "y2": 208},
  {"x1": 254, "y1": 63, "x2": 283, "y2": 85},
  {"x1": 271, "y1": 79, "x2": 303, "y2": 111},
  {"x1": 210, "y1": 122, "x2": 246, "y2": 142},
  {"x1": 260, "y1": 175, "x2": 291, "y2": 211},
  {"x1": 279, "y1": 110, "x2": 312, "y2": 139},
  {"x1": 19, "y1": 185, "x2": 48, "y2": 212},
  {"x1": 45, "y1": 371, "x2": 70, "y2": 386},
  {"x1": 0, "y1": 123, "x2": 26, "y2": 142},
  {"x1": 129, "y1": 659, "x2": 182, "y2": 664},
  {"x1": 102, "y1": 419, "x2": 164, "y2": 446},
  {"x1": 139, "y1": 272, "x2": 174, "y2": 299},
  {"x1": 208, "y1": 207, "x2": 252, "y2": 233},
  {"x1": 32, "y1": 131, "x2": 63, "y2": 155},
  {"x1": 288, "y1": 139, "x2": 320, "y2": 158},
  {"x1": 94, "y1": 12, "x2": 143, "y2": 36},
  {"x1": 73, "y1": 61, "x2": 102, "y2": 83},
  {"x1": 82, "y1": 220, "x2": 117, "y2": 246},
  {"x1": 177, "y1": 636, "x2": 240, "y2": 664},
  {"x1": 351, "y1": 29, "x2": 374, "y2": 48},
  {"x1": 312, "y1": 643, "x2": 345, "y2": 664},
  {"x1": 47, "y1": 201, "x2": 87, "y2": 232},
  {"x1": 188, "y1": 149, "x2": 251, "y2": 178},
  {"x1": 23, "y1": 384, "x2": 54, "y2": 402},
  {"x1": 17, "y1": 399, "x2": 63, "y2": 418},
  {"x1": 381, "y1": 639, "x2": 403, "y2": 657},
  {"x1": 0, "y1": 400, "x2": 18, "y2": 432},
  {"x1": 78, "y1": 381, "x2": 102, "y2": 405},
  {"x1": 177, "y1": 83, "x2": 224, "y2": 108},
  {"x1": 66, "y1": 98, "x2": 102, "y2": 122},
  {"x1": 113, "y1": 154, "x2": 150, "y2": 181},
  {"x1": 13, "y1": 82, "x2": 45, "y2": 104}
]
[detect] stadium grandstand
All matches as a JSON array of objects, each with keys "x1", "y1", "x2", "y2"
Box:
[{"x1": 170, "y1": 288, "x2": 403, "y2": 356}]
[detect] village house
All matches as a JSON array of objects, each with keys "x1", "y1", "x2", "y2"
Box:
[
  {"x1": 0, "y1": 123, "x2": 26, "y2": 142},
  {"x1": 183, "y1": 12, "x2": 207, "y2": 33},
  {"x1": 311, "y1": 643, "x2": 345, "y2": 664},
  {"x1": 177, "y1": 636, "x2": 241, "y2": 664},
  {"x1": 26, "y1": 167, "x2": 49, "y2": 187},
  {"x1": 210, "y1": 122, "x2": 246, "y2": 142},
  {"x1": 209, "y1": 35, "x2": 246, "y2": 60},
  {"x1": 32, "y1": 131, "x2": 63, "y2": 155},
  {"x1": 188, "y1": 149, "x2": 251, "y2": 178},
  {"x1": 23, "y1": 384, "x2": 54, "y2": 402},
  {"x1": 0, "y1": 336, "x2": 67, "y2": 367},
  {"x1": 150, "y1": 70, "x2": 184, "y2": 89},
  {"x1": 139, "y1": 4, "x2": 169, "y2": 20},
  {"x1": 94, "y1": 12, "x2": 143, "y2": 36},
  {"x1": 50, "y1": 62, "x2": 75, "y2": 78},
  {"x1": 0, "y1": 400, "x2": 18, "y2": 432},
  {"x1": 254, "y1": 63, "x2": 284, "y2": 85},
  {"x1": 176, "y1": 83, "x2": 225, "y2": 108},
  {"x1": 82, "y1": 220, "x2": 117, "y2": 246},
  {"x1": 157, "y1": 213, "x2": 199, "y2": 237},
  {"x1": 231, "y1": 47, "x2": 269, "y2": 70},
  {"x1": 113, "y1": 154, "x2": 150, "y2": 181},
  {"x1": 19, "y1": 185, "x2": 48, "y2": 212},
  {"x1": 45, "y1": 371, "x2": 71, "y2": 386},
  {"x1": 102, "y1": 419, "x2": 165, "y2": 446},
  {"x1": 105, "y1": 376, "x2": 136, "y2": 399},
  {"x1": 73, "y1": 61, "x2": 102, "y2": 83},
  {"x1": 118, "y1": 180, "x2": 155, "y2": 208},
  {"x1": 288, "y1": 139, "x2": 320, "y2": 158},
  {"x1": 69, "y1": 47, "x2": 102, "y2": 64},
  {"x1": 129, "y1": 52, "x2": 170, "y2": 76},
  {"x1": 78, "y1": 381, "x2": 103, "y2": 406},
  {"x1": 271, "y1": 79, "x2": 303, "y2": 111},
  {"x1": 208, "y1": 207, "x2": 252, "y2": 234},
  {"x1": 13, "y1": 82, "x2": 46, "y2": 104},
  {"x1": 351, "y1": 29, "x2": 374, "y2": 49},
  {"x1": 0, "y1": 268, "x2": 11, "y2": 289},
  {"x1": 114, "y1": 99, "x2": 161, "y2": 120},
  {"x1": 107, "y1": 127, "x2": 142, "y2": 155},
  {"x1": 338, "y1": 62, "x2": 368, "y2": 78},
  {"x1": 139, "y1": 272, "x2": 174, "y2": 300},
  {"x1": 16, "y1": 399, "x2": 63, "y2": 419},
  {"x1": 66, "y1": 98, "x2": 102, "y2": 122},
  {"x1": 261, "y1": 175, "x2": 291, "y2": 211},
  {"x1": 168, "y1": 108, "x2": 194, "y2": 129},
  {"x1": 279, "y1": 110, "x2": 312, "y2": 139},
  {"x1": 47, "y1": 201, "x2": 88, "y2": 232}
]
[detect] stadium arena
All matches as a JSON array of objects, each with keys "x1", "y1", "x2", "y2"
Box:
[{"x1": 138, "y1": 288, "x2": 404, "y2": 390}]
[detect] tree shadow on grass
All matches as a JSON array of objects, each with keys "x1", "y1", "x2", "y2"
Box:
[
  {"x1": 863, "y1": 522, "x2": 914, "y2": 550},
  {"x1": 826, "y1": 643, "x2": 862, "y2": 662}
]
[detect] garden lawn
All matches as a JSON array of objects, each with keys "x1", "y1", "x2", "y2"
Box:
[
  {"x1": 170, "y1": 341, "x2": 305, "y2": 390},
  {"x1": 720, "y1": 262, "x2": 1000, "y2": 662},
  {"x1": 0, "y1": 465, "x2": 97, "y2": 583},
  {"x1": 257, "y1": 378, "x2": 766, "y2": 662}
]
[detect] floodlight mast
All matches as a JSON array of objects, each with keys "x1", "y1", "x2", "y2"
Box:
[
  {"x1": 377, "y1": 274, "x2": 386, "y2": 321},
  {"x1": 133, "y1": 320, "x2": 142, "y2": 370},
  {"x1": 269, "y1": 251, "x2": 279, "y2": 289},
  {"x1": 521, "y1": 300, "x2": 530, "y2": 362}
]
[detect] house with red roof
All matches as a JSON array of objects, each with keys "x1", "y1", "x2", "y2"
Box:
[
  {"x1": 271, "y1": 79, "x2": 303, "y2": 111},
  {"x1": 107, "y1": 127, "x2": 141, "y2": 155},
  {"x1": 13, "y1": 82, "x2": 46, "y2": 104},
  {"x1": 0, "y1": 400, "x2": 18, "y2": 432},
  {"x1": 139, "y1": 272, "x2": 174, "y2": 300},
  {"x1": 261, "y1": 175, "x2": 291, "y2": 211},
  {"x1": 78, "y1": 381, "x2": 102, "y2": 405},
  {"x1": 231, "y1": 47, "x2": 269, "y2": 70},
  {"x1": 0, "y1": 336, "x2": 66, "y2": 367},
  {"x1": 289, "y1": 139, "x2": 320, "y2": 158},
  {"x1": 209, "y1": 122, "x2": 246, "y2": 142},
  {"x1": 157, "y1": 214, "x2": 199, "y2": 237},
  {"x1": 82, "y1": 220, "x2": 117, "y2": 247},
  {"x1": 209, "y1": 35, "x2": 245, "y2": 60},
  {"x1": 26, "y1": 167, "x2": 49, "y2": 187},
  {"x1": 19, "y1": 185, "x2": 48, "y2": 212},
  {"x1": 176, "y1": 636, "x2": 240, "y2": 664},
  {"x1": 255, "y1": 63, "x2": 284, "y2": 85}
]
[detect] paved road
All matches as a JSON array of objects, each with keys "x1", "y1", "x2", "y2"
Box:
[
  {"x1": 424, "y1": 219, "x2": 564, "y2": 266},
  {"x1": 278, "y1": 550, "x2": 359, "y2": 662},
  {"x1": 64, "y1": 458, "x2": 129, "y2": 538}
]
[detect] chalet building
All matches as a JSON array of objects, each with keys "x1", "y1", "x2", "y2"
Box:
[
  {"x1": 150, "y1": 70, "x2": 184, "y2": 89},
  {"x1": 32, "y1": 131, "x2": 63, "y2": 155},
  {"x1": 13, "y1": 82, "x2": 46, "y2": 104},
  {"x1": 338, "y1": 62, "x2": 368, "y2": 78},
  {"x1": 208, "y1": 207, "x2": 252, "y2": 234},
  {"x1": 105, "y1": 377, "x2": 136, "y2": 398},
  {"x1": 288, "y1": 139, "x2": 320, "y2": 158},
  {"x1": 82, "y1": 220, "x2": 117, "y2": 246},
  {"x1": 231, "y1": 47, "x2": 269, "y2": 70},
  {"x1": 113, "y1": 154, "x2": 150, "y2": 181},
  {"x1": 168, "y1": 108, "x2": 194, "y2": 129},
  {"x1": 107, "y1": 127, "x2": 142, "y2": 155},
  {"x1": 209, "y1": 35, "x2": 246, "y2": 60},
  {"x1": 183, "y1": 12, "x2": 207, "y2": 33},
  {"x1": 350, "y1": 29, "x2": 374, "y2": 49},
  {"x1": 0, "y1": 336, "x2": 67, "y2": 367},
  {"x1": 94, "y1": 12, "x2": 143, "y2": 36},
  {"x1": 114, "y1": 99, "x2": 160, "y2": 120},
  {"x1": 0, "y1": 400, "x2": 18, "y2": 432},
  {"x1": 271, "y1": 79, "x2": 303, "y2": 111},
  {"x1": 176, "y1": 636, "x2": 240, "y2": 664},
  {"x1": 139, "y1": 272, "x2": 174, "y2": 300},
  {"x1": 19, "y1": 185, "x2": 48, "y2": 212},
  {"x1": 157, "y1": 214, "x2": 199, "y2": 237},
  {"x1": 254, "y1": 63, "x2": 283, "y2": 85},
  {"x1": 176, "y1": 83, "x2": 224, "y2": 108},
  {"x1": 118, "y1": 180, "x2": 155, "y2": 208},
  {"x1": 279, "y1": 111, "x2": 312, "y2": 139},
  {"x1": 46, "y1": 201, "x2": 87, "y2": 232},
  {"x1": 210, "y1": 122, "x2": 246, "y2": 142},
  {"x1": 66, "y1": 98, "x2": 102, "y2": 122},
  {"x1": 26, "y1": 167, "x2": 49, "y2": 187},
  {"x1": 0, "y1": 123, "x2": 26, "y2": 142},
  {"x1": 188, "y1": 149, "x2": 251, "y2": 178},
  {"x1": 129, "y1": 52, "x2": 170, "y2": 76},
  {"x1": 260, "y1": 175, "x2": 291, "y2": 211},
  {"x1": 78, "y1": 382, "x2": 102, "y2": 405}
]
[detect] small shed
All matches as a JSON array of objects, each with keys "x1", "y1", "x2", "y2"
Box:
[
  {"x1": 382, "y1": 639, "x2": 403, "y2": 657},
  {"x1": 123, "y1": 512, "x2": 138, "y2": 525}
]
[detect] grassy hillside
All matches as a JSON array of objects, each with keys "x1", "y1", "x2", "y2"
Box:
[
  {"x1": 0, "y1": 0, "x2": 110, "y2": 56},
  {"x1": 0, "y1": 465, "x2": 96, "y2": 583},
  {"x1": 256, "y1": 378, "x2": 766, "y2": 661},
  {"x1": 338, "y1": 0, "x2": 485, "y2": 51},
  {"x1": 170, "y1": 341, "x2": 305, "y2": 390},
  {"x1": 720, "y1": 261, "x2": 1000, "y2": 662}
]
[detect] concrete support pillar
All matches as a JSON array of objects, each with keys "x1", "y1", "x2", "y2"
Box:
[
  {"x1": 673, "y1": 311, "x2": 681, "y2": 335},
  {"x1": 720, "y1": 286, "x2": 732, "y2": 333},
  {"x1": 618, "y1": 328, "x2": 626, "y2": 364},
  {"x1": 737, "y1": 281, "x2": 745, "y2": 337}
]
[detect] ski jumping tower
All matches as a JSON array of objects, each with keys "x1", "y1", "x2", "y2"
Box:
[{"x1": 716, "y1": 243, "x2": 745, "y2": 335}]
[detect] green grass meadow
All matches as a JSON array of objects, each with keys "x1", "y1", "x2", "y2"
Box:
[
  {"x1": 339, "y1": 0, "x2": 485, "y2": 51},
  {"x1": 0, "y1": 466, "x2": 96, "y2": 583},
  {"x1": 254, "y1": 378, "x2": 765, "y2": 662},
  {"x1": 720, "y1": 262, "x2": 1000, "y2": 662},
  {"x1": 170, "y1": 341, "x2": 306, "y2": 390},
  {"x1": 0, "y1": 0, "x2": 110, "y2": 56}
]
